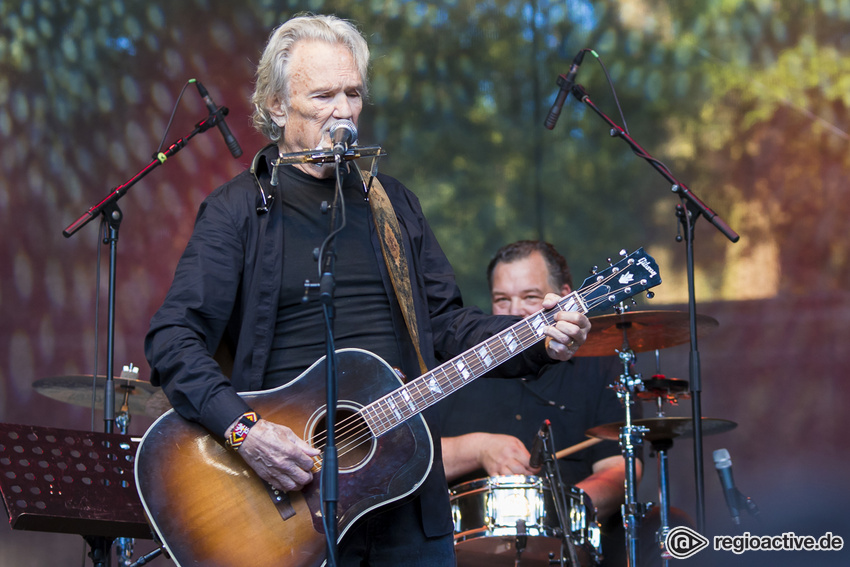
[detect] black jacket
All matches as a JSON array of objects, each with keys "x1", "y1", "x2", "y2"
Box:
[{"x1": 145, "y1": 146, "x2": 550, "y2": 536}]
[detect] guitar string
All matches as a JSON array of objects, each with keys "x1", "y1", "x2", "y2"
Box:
[
  {"x1": 307, "y1": 269, "x2": 646, "y2": 468},
  {"x1": 307, "y1": 266, "x2": 649, "y2": 467},
  {"x1": 345, "y1": 267, "x2": 632, "y2": 433},
  {"x1": 307, "y1": 292, "x2": 579, "y2": 459},
  {"x1": 313, "y1": 274, "x2": 641, "y2": 466}
]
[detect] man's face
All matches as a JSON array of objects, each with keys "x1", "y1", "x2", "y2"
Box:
[
  {"x1": 490, "y1": 251, "x2": 570, "y2": 317},
  {"x1": 270, "y1": 39, "x2": 364, "y2": 178}
]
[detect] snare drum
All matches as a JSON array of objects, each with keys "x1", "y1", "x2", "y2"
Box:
[{"x1": 449, "y1": 475, "x2": 601, "y2": 566}]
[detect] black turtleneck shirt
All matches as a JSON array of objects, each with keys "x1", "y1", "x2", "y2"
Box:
[{"x1": 264, "y1": 164, "x2": 402, "y2": 387}]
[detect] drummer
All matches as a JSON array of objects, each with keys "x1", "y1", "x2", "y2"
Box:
[{"x1": 438, "y1": 240, "x2": 642, "y2": 561}]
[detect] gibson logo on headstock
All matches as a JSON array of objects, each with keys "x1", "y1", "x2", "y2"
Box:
[{"x1": 637, "y1": 257, "x2": 657, "y2": 278}]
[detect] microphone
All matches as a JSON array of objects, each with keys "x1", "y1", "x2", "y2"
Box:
[
  {"x1": 529, "y1": 419, "x2": 550, "y2": 469},
  {"x1": 330, "y1": 119, "x2": 357, "y2": 158},
  {"x1": 193, "y1": 80, "x2": 243, "y2": 158},
  {"x1": 713, "y1": 448, "x2": 741, "y2": 525},
  {"x1": 544, "y1": 49, "x2": 587, "y2": 130}
]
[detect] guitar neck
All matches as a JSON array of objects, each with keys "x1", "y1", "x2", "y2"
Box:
[
  {"x1": 359, "y1": 247, "x2": 660, "y2": 437},
  {"x1": 361, "y1": 293, "x2": 586, "y2": 437}
]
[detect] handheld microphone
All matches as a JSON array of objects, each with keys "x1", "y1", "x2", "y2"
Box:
[
  {"x1": 330, "y1": 119, "x2": 357, "y2": 158},
  {"x1": 544, "y1": 49, "x2": 587, "y2": 130},
  {"x1": 193, "y1": 80, "x2": 243, "y2": 158},
  {"x1": 713, "y1": 448, "x2": 741, "y2": 525},
  {"x1": 529, "y1": 419, "x2": 550, "y2": 469}
]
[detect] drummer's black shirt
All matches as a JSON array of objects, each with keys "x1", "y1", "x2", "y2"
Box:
[{"x1": 437, "y1": 356, "x2": 639, "y2": 487}]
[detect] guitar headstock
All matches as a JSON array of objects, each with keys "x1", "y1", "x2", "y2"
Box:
[{"x1": 577, "y1": 248, "x2": 661, "y2": 315}]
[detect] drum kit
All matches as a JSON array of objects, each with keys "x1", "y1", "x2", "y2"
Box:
[
  {"x1": 27, "y1": 310, "x2": 732, "y2": 567},
  {"x1": 449, "y1": 309, "x2": 734, "y2": 567}
]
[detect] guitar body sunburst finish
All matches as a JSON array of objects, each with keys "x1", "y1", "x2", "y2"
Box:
[{"x1": 135, "y1": 350, "x2": 433, "y2": 567}]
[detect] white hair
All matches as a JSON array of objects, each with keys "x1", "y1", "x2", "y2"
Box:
[{"x1": 251, "y1": 14, "x2": 370, "y2": 141}]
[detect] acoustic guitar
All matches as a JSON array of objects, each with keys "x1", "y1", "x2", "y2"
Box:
[{"x1": 135, "y1": 248, "x2": 661, "y2": 567}]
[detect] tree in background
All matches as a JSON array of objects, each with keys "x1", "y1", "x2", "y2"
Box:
[{"x1": 0, "y1": 0, "x2": 847, "y2": 407}]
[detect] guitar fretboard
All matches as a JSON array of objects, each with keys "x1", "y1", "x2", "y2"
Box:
[{"x1": 361, "y1": 294, "x2": 583, "y2": 437}]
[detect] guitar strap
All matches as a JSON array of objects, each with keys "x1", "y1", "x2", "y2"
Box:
[{"x1": 364, "y1": 172, "x2": 429, "y2": 378}]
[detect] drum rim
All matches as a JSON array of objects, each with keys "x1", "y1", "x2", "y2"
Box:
[{"x1": 449, "y1": 473, "x2": 547, "y2": 496}]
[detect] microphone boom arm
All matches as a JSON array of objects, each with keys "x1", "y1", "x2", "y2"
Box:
[
  {"x1": 570, "y1": 84, "x2": 738, "y2": 242},
  {"x1": 63, "y1": 111, "x2": 224, "y2": 238}
]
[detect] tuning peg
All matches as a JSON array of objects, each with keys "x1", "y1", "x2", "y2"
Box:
[
  {"x1": 619, "y1": 249, "x2": 628, "y2": 257},
  {"x1": 590, "y1": 265, "x2": 598, "y2": 275},
  {"x1": 646, "y1": 291, "x2": 655, "y2": 299}
]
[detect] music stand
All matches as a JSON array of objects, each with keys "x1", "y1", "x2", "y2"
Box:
[{"x1": 0, "y1": 423, "x2": 152, "y2": 565}]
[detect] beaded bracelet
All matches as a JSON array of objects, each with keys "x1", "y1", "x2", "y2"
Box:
[{"x1": 225, "y1": 411, "x2": 260, "y2": 450}]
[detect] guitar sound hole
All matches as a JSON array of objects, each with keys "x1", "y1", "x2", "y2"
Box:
[{"x1": 312, "y1": 408, "x2": 373, "y2": 471}]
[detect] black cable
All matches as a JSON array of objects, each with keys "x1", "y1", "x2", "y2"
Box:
[
  {"x1": 155, "y1": 80, "x2": 195, "y2": 155},
  {"x1": 589, "y1": 51, "x2": 677, "y2": 175}
]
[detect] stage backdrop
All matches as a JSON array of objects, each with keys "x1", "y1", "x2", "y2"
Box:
[{"x1": 1, "y1": 1, "x2": 848, "y2": 565}]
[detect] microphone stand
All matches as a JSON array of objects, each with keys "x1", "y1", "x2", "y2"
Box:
[
  {"x1": 569, "y1": 83, "x2": 739, "y2": 533},
  {"x1": 538, "y1": 425, "x2": 579, "y2": 567},
  {"x1": 63, "y1": 108, "x2": 232, "y2": 434},
  {"x1": 320, "y1": 254, "x2": 340, "y2": 567},
  {"x1": 285, "y1": 145, "x2": 385, "y2": 565},
  {"x1": 314, "y1": 156, "x2": 346, "y2": 567},
  {"x1": 62, "y1": 110, "x2": 227, "y2": 565}
]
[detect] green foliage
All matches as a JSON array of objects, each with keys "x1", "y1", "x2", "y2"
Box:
[{"x1": 3, "y1": 0, "x2": 847, "y2": 312}]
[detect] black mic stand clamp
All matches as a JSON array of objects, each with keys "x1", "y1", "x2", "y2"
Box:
[{"x1": 741, "y1": 493, "x2": 761, "y2": 521}]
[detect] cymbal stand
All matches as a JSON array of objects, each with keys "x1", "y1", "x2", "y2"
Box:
[
  {"x1": 114, "y1": 365, "x2": 137, "y2": 566},
  {"x1": 613, "y1": 346, "x2": 649, "y2": 567},
  {"x1": 646, "y1": 351, "x2": 688, "y2": 565},
  {"x1": 650, "y1": 437, "x2": 673, "y2": 567}
]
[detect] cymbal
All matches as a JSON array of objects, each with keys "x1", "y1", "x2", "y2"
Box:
[
  {"x1": 33, "y1": 375, "x2": 163, "y2": 417},
  {"x1": 586, "y1": 417, "x2": 737, "y2": 443},
  {"x1": 636, "y1": 376, "x2": 690, "y2": 401},
  {"x1": 575, "y1": 310, "x2": 719, "y2": 357}
]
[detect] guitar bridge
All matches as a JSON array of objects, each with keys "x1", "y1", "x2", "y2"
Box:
[{"x1": 265, "y1": 483, "x2": 297, "y2": 521}]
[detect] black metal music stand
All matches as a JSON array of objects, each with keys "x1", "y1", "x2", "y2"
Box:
[{"x1": 0, "y1": 423, "x2": 152, "y2": 566}]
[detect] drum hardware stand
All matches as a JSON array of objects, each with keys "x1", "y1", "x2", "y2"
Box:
[
  {"x1": 651, "y1": 382, "x2": 673, "y2": 566},
  {"x1": 649, "y1": 435, "x2": 673, "y2": 567},
  {"x1": 514, "y1": 519, "x2": 528, "y2": 567},
  {"x1": 612, "y1": 346, "x2": 651, "y2": 567},
  {"x1": 113, "y1": 364, "x2": 139, "y2": 567},
  {"x1": 644, "y1": 351, "x2": 689, "y2": 566}
]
